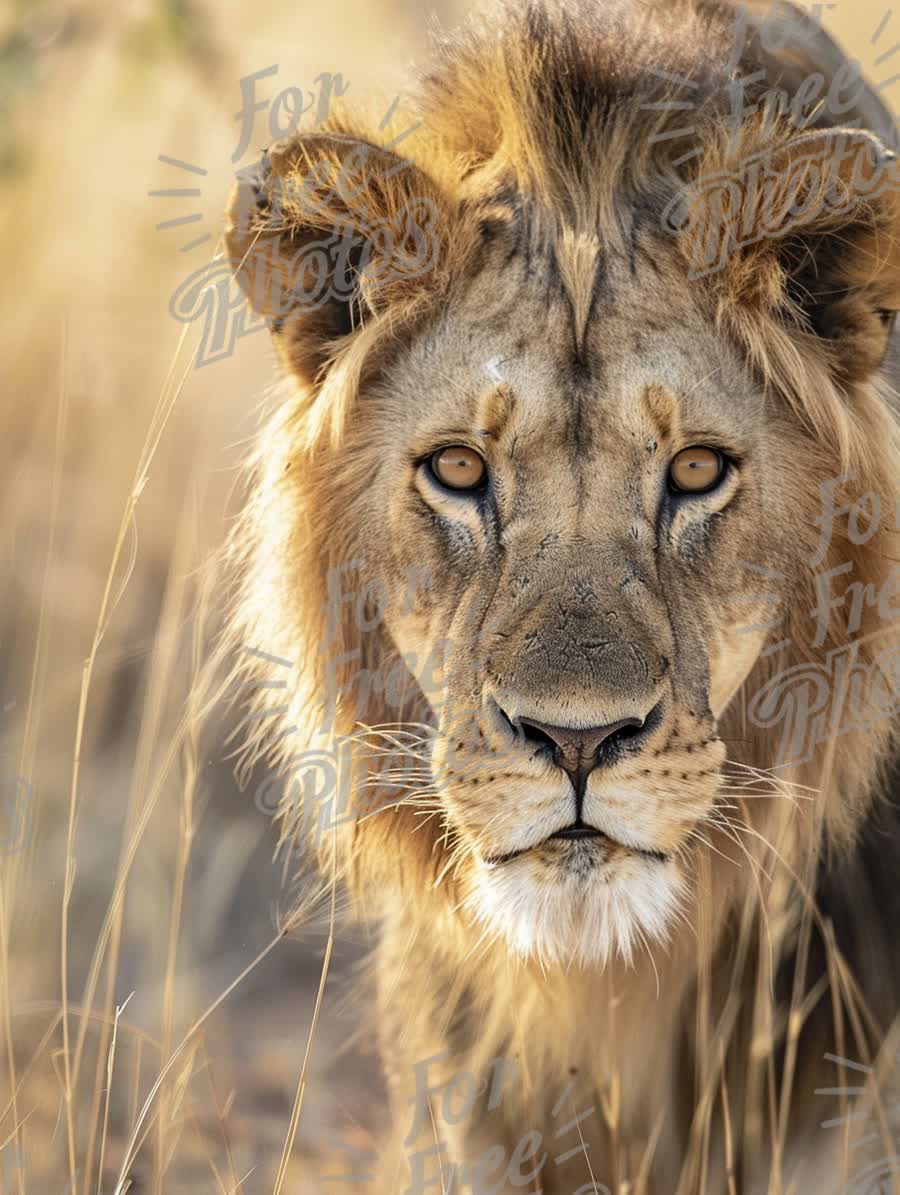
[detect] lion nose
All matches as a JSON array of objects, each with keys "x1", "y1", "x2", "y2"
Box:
[{"x1": 517, "y1": 715, "x2": 646, "y2": 784}]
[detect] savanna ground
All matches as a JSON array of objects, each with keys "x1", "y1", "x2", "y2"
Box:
[{"x1": 0, "y1": 0, "x2": 895, "y2": 1191}]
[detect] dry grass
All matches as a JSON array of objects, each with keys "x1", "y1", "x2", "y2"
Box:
[{"x1": 0, "y1": 0, "x2": 897, "y2": 1191}]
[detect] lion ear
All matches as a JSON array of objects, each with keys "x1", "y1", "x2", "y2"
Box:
[
  {"x1": 224, "y1": 132, "x2": 446, "y2": 384},
  {"x1": 678, "y1": 128, "x2": 900, "y2": 384}
]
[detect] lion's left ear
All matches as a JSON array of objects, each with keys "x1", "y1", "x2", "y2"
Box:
[
  {"x1": 677, "y1": 128, "x2": 900, "y2": 384},
  {"x1": 224, "y1": 132, "x2": 450, "y2": 385}
]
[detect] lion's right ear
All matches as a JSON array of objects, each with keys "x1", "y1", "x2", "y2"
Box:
[{"x1": 224, "y1": 133, "x2": 449, "y2": 384}]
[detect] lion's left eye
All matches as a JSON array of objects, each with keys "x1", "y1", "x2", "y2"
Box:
[{"x1": 668, "y1": 446, "x2": 725, "y2": 494}]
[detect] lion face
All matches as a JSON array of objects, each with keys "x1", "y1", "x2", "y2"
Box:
[
  {"x1": 226, "y1": 22, "x2": 900, "y2": 970},
  {"x1": 331, "y1": 236, "x2": 810, "y2": 967}
]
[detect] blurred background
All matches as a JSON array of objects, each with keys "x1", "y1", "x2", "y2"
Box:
[{"x1": 0, "y1": 0, "x2": 894, "y2": 1191}]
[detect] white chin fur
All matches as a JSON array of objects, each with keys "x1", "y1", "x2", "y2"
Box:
[{"x1": 469, "y1": 854, "x2": 684, "y2": 969}]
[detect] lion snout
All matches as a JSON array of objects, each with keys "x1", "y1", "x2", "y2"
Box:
[{"x1": 491, "y1": 696, "x2": 663, "y2": 793}]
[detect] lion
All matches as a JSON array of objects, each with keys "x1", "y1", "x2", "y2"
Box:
[{"x1": 223, "y1": 0, "x2": 900, "y2": 1190}]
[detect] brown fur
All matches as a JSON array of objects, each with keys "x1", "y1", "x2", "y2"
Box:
[{"x1": 224, "y1": 2, "x2": 900, "y2": 1189}]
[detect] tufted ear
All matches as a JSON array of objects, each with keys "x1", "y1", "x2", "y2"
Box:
[
  {"x1": 224, "y1": 132, "x2": 449, "y2": 384},
  {"x1": 669, "y1": 127, "x2": 900, "y2": 384}
]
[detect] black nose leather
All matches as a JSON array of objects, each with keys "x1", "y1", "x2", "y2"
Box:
[{"x1": 517, "y1": 716, "x2": 644, "y2": 784}]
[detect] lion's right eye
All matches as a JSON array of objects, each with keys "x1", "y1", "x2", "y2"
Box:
[{"x1": 429, "y1": 446, "x2": 487, "y2": 491}]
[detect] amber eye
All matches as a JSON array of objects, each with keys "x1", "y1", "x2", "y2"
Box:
[
  {"x1": 429, "y1": 446, "x2": 487, "y2": 491},
  {"x1": 668, "y1": 446, "x2": 725, "y2": 494}
]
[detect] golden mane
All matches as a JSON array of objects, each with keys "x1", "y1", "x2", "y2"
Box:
[{"x1": 228, "y1": 0, "x2": 900, "y2": 866}]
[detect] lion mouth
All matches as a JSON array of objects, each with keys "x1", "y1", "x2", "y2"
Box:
[
  {"x1": 550, "y1": 821, "x2": 605, "y2": 841},
  {"x1": 484, "y1": 822, "x2": 670, "y2": 866}
]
